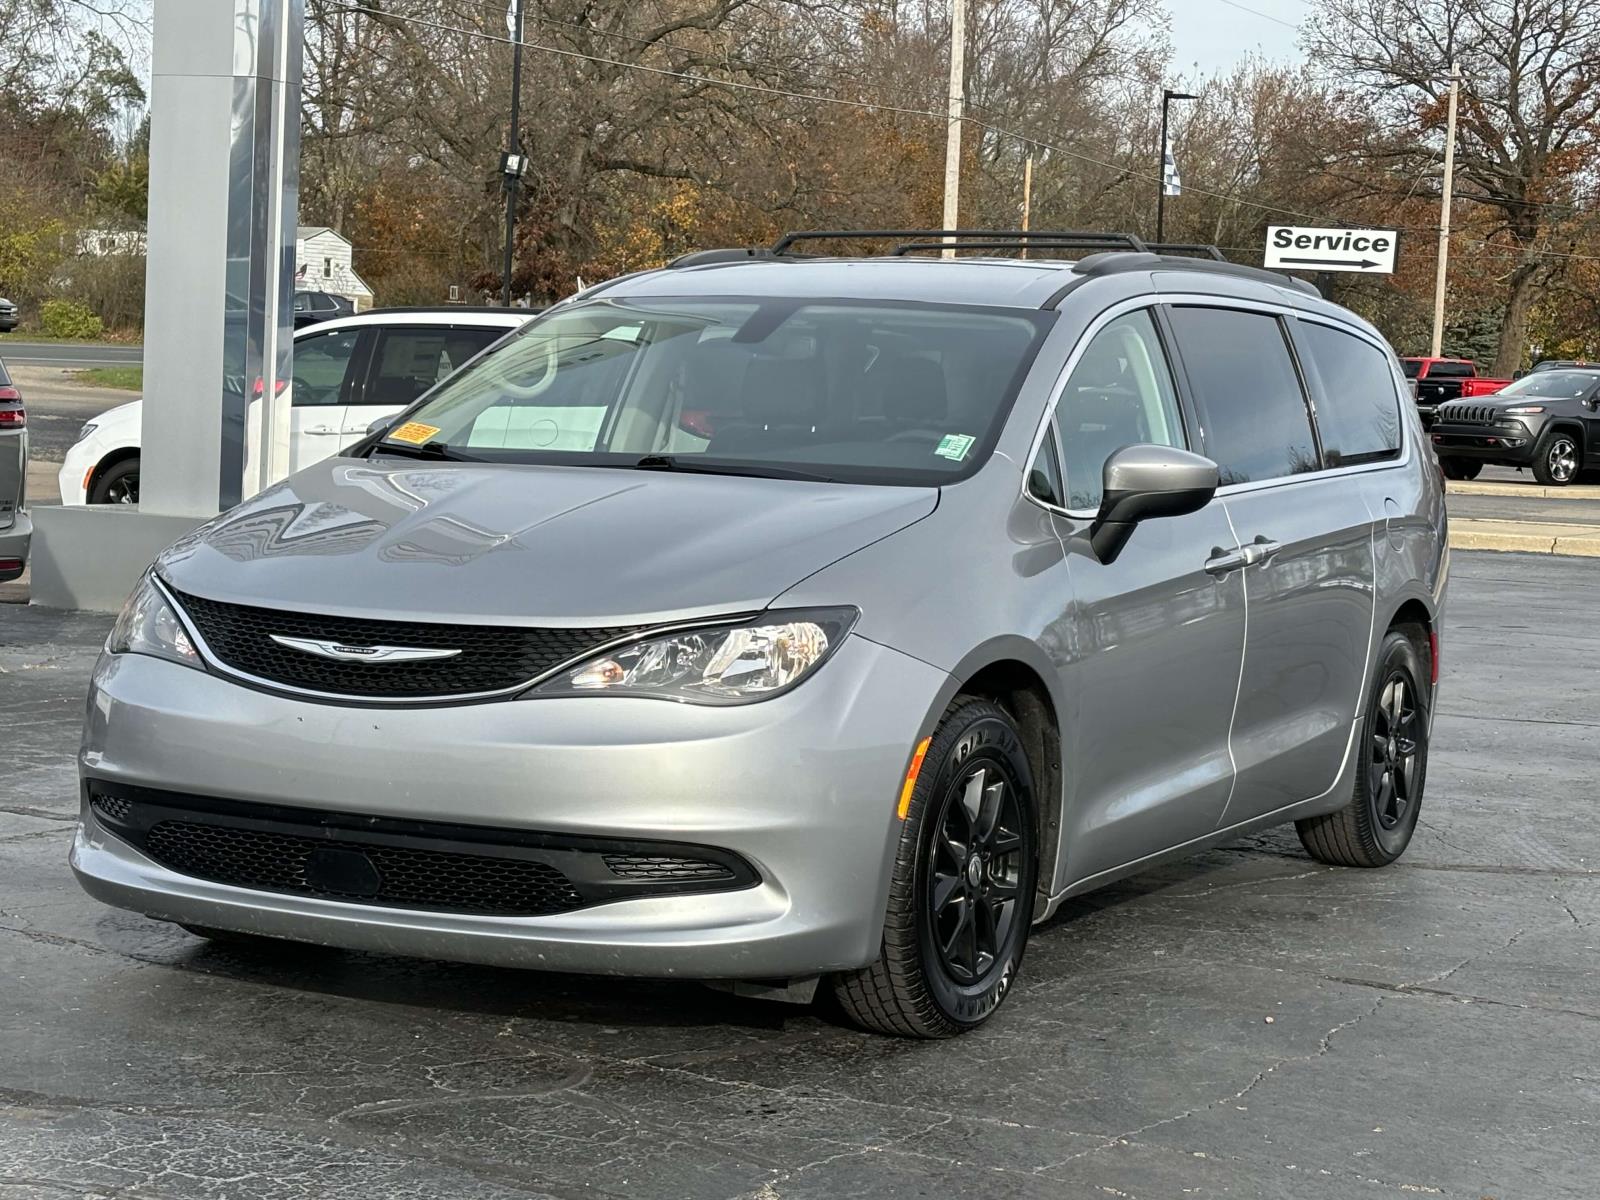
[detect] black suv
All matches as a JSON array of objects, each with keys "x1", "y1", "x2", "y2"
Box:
[
  {"x1": 292, "y1": 290, "x2": 355, "y2": 328},
  {"x1": 1431, "y1": 368, "x2": 1600, "y2": 484}
]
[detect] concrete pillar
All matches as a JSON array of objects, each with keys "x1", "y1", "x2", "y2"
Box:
[{"x1": 29, "y1": 0, "x2": 303, "y2": 610}]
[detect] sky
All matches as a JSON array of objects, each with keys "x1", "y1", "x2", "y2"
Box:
[{"x1": 1162, "y1": 0, "x2": 1307, "y2": 80}]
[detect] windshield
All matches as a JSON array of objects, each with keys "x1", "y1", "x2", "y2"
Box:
[
  {"x1": 1499, "y1": 370, "x2": 1599, "y2": 399},
  {"x1": 371, "y1": 297, "x2": 1052, "y2": 485},
  {"x1": 1400, "y1": 359, "x2": 1422, "y2": 378}
]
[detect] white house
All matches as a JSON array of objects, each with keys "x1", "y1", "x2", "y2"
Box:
[{"x1": 295, "y1": 226, "x2": 373, "y2": 310}]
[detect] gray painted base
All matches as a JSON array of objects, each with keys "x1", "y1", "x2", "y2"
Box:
[{"x1": 29, "y1": 506, "x2": 203, "y2": 612}]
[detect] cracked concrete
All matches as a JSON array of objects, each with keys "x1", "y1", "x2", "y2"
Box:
[{"x1": 2, "y1": 552, "x2": 1598, "y2": 1198}]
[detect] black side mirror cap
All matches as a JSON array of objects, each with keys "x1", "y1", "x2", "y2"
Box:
[{"x1": 1089, "y1": 444, "x2": 1221, "y2": 564}]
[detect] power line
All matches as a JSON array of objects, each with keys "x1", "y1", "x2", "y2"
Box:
[{"x1": 1205, "y1": 0, "x2": 1301, "y2": 30}]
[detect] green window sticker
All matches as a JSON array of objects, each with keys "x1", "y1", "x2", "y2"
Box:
[{"x1": 934, "y1": 433, "x2": 976, "y2": 462}]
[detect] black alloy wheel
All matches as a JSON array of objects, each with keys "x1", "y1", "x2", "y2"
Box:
[
  {"x1": 928, "y1": 759, "x2": 1028, "y2": 986},
  {"x1": 90, "y1": 458, "x2": 140, "y2": 505},
  {"x1": 832, "y1": 696, "x2": 1039, "y2": 1037},
  {"x1": 1298, "y1": 628, "x2": 1429, "y2": 867}
]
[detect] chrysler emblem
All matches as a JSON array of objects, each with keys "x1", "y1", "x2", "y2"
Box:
[{"x1": 269, "y1": 635, "x2": 461, "y2": 663}]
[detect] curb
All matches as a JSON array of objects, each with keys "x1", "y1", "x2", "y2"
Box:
[
  {"x1": 1450, "y1": 528, "x2": 1600, "y2": 557},
  {"x1": 1448, "y1": 480, "x2": 1600, "y2": 499}
]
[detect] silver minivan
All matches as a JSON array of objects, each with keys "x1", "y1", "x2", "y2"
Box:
[{"x1": 72, "y1": 234, "x2": 1448, "y2": 1037}]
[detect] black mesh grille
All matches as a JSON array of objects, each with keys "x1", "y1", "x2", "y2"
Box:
[
  {"x1": 170, "y1": 586, "x2": 648, "y2": 700},
  {"x1": 144, "y1": 819, "x2": 586, "y2": 915},
  {"x1": 603, "y1": 853, "x2": 737, "y2": 882},
  {"x1": 91, "y1": 793, "x2": 132, "y2": 824}
]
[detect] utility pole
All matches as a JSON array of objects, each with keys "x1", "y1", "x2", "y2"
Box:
[
  {"x1": 940, "y1": 0, "x2": 966, "y2": 257},
  {"x1": 1156, "y1": 89, "x2": 1197, "y2": 244},
  {"x1": 1020, "y1": 155, "x2": 1033, "y2": 258},
  {"x1": 1430, "y1": 61, "x2": 1460, "y2": 358},
  {"x1": 500, "y1": 0, "x2": 526, "y2": 307}
]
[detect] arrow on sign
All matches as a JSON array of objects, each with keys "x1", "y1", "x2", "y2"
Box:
[{"x1": 1279, "y1": 256, "x2": 1380, "y2": 270}]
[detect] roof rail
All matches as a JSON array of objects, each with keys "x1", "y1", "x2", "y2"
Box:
[
  {"x1": 770, "y1": 229, "x2": 1150, "y2": 255},
  {"x1": 1145, "y1": 243, "x2": 1229, "y2": 262},
  {"x1": 890, "y1": 237, "x2": 1151, "y2": 257},
  {"x1": 1069, "y1": 252, "x2": 1322, "y2": 299}
]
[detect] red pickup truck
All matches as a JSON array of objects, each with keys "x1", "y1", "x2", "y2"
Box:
[{"x1": 1401, "y1": 357, "x2": 1513, "y2": 424}]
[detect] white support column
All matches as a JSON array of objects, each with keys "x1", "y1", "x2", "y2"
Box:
[{"x1": 28, "y1": 0, "x2": 304, "y2": 610}]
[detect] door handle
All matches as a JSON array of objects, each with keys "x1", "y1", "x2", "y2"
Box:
[
  {"x1": 1204, "y1": 546, "x2": 1251, "y2": 576},
  {"x1": 1245, "y1": 537, "x2": 1282, "y2": 567},
  {"x1": 303, "y1": 426, "x2": 341, "y2": 435}
]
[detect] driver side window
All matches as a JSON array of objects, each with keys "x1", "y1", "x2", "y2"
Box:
[
  {"x1": 1051, "y1": 309, "x2": 1186, "y2": 510},
  {"x1": 291, "y1": 328, "x2": 361, "y2": 407}
]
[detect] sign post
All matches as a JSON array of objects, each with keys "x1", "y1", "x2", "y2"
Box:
[{"x1": 1264, "y1": 226, "x2": 1398, "y2": 276}]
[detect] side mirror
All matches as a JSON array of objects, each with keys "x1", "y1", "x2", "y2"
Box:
[{"x1": 1089, "y1": 444, "x2": 1220, "y2": 564}]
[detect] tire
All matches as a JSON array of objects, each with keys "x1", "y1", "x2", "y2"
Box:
[
  {"x1": 1438, "y1": 457, "x2": 1481, "y2": 481},
  {"x1": 832, "y1": 697, "x2": 1039, "y2": 1037},
  {"x1": 1532, "y1": 430, "x2": 1581, "y2": 486},
  {"x1": 1297, "y1": 629, "x2": 1429, "y2": 868},
  {"x1": 88, "y1": 456, "x2": 140, "y2": 505}
]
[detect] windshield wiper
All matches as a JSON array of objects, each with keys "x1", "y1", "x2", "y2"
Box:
[
  {"x1": 631, "y1": 454, "x2": 835, "y2": 483},
  {"x1": 371, "y1": 439, "x2": 481, "y2": 462}
]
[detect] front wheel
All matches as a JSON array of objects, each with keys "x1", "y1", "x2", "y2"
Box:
[
  {"x1": 832, "y1": 697, "x2": 1039, "y2": 1037},
  {"x1": 89, "y1": 456, "x2": 140, "y2": 504},
  {"x1": 1297, "y1": 629, "x2": 1429, "y2": 867},
  {"x1": 1438, "y1": 457, "x2": 1481, "y2": 481},
  {"x1": 1532, "y1": 431, "x2": 1581, "y2": 486}
]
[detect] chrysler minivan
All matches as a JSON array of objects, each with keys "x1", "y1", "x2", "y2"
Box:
[{"x1": 72, "y1": 233, "x2": 1447, "y2": 1037}]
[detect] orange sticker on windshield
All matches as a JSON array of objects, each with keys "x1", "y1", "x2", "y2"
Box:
[{"x1": 388, "y1": 421, "x2": 441, "y2": 445}]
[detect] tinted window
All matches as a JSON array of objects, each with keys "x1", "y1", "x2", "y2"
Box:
[
  {"x1": 1054, "y1": 309, "x2": 1186, "y2": 509},
  {"x1": 1167, "y1": 307, "x2": 1317, "y2": 484},
  {"x1": 1499, "y1": 370, "x2": 1600, "y2": 400},
  {"x1": 1400, "y1": 359, "x2": 1422, "y2": 378},
  {"x1": 1297, "y1": 322, "x2": 1401, "y2": 464},
  {"x1": 1429, "y1": 361, "x2": 1473, "y2": 378},
  {"x1": 290, "y1": 328, "x2": 361, "y2": 407},
  {"x1": 0, "y1": 358, "x2": 10, "y2": 386},
  {"x1": 384, "y1": 299, "x2": 1052, "y2": 486},
  {"x1": 292, "y1": 293, "x2": 311, "y2": 312},
  {"x1": 1027, "y1": 429, "x2": 1065, "y2": 507},
  {"x1": 363, "y1": 326, "x2": 504, "y2": 408}
]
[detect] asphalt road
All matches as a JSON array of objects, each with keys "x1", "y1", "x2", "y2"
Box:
[
  {"x1": 2, "y1": 552, "x2": 1596, "y2": 1199},
  {"x1": 0, "y1": 340, "x2": 142, "y2": 368}
]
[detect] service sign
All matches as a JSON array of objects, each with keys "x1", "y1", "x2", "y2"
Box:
[{"x1": 1264, "y1": 226, "x2": 1398, "y2": 275}]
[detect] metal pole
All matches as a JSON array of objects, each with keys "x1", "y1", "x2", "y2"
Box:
[
  {"x1": 501, "y1": 0, "x2": 525, "y2": 307},
  {"x1": 1021, "y1": 155, "x2": 1033, "y2": 258},
  {"x1": 940, "y1": 0, "x2": 966, "y2": 258},
  {"x1": 1156, "y1": 93, "x2": 1171, "y2": 244},
  {"x1": 1429, "y1": 61, "x2": 1460, "y2": 358}
]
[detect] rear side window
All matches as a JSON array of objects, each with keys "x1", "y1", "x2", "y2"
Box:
[
  {"x1": 364, "y1": 326, "x2": 503, "y2": 407},
  {"x1": 1297, "y1": 322, "x2": 1402, "y2": 464},
  {"x1": 1429, "y1": 361, "x2": 1473, "y2": 378},
  {"x1": 1167, "y1": 307, "x2": 1318, "y2": 484}
]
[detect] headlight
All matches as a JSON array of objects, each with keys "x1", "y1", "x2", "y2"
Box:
[
  {"x1": 75, "y1": 420, "x2": 99, "y2": 443},
  {"x1": 529, "y1": 608, "x2": 857, "y2": 704},
  {"x1": 1503, "y1": 405, "x2": 1545, "y2": 414},
  {"x1": 107, "y1": 574, "x2": 204, "y2": 670}
]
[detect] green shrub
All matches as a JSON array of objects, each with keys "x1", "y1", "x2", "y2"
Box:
[{"x1": 39, "y1": 299, "x2": 105, "y2": 340}]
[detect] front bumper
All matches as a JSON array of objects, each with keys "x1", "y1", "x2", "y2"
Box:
[
  {"x1": 0, "y1": 510, "x2": 31, "y2": 580},
  {"x1": 72, "y1": 634, "x2": 950, "y2": 979},
  {"x1": 1430, "y1": 423, "x2": 1537, "y2": 464}
]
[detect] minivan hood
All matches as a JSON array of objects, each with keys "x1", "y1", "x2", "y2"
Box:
[{"x1": 157, "y1": 458, "x2": 938, "y2": 625}]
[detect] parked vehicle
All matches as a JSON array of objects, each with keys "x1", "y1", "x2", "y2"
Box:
[
  {"x1": 1528, "y1": 359, "x2": 1597, "y2": 374},
  {"x1": 72, "y1": 231, "x2": 1447, "y2": 1038},
  {"x1": 292, "y1": 290, "x2": 355, "y2": 328},
  {"x1": 0, "y1": 356, "x2": 29, "y2": 581},
  {"x1": 1400, "y1": 357, "x2": 1516, "y2": 422},
  {"x1": 1431, "y1": 367, "x2": 1600, "y2": 484},
  {"x1": 0, "y1": 297, "x2": 17, "y2": 333},
  {"x1": 59, "y1": 307, "x2": 532, "y2": 505}
]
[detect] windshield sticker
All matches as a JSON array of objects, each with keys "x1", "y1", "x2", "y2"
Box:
[
  {"x1": 934, "y1": 433, "x2": 976, "y2": 462},
  {"x1": 388, "y1": 421, "x2": 442, "y2": 445}
]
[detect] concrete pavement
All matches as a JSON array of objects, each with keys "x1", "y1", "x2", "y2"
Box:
[{"x1": 1, "y1": 552, "x2": 1596, "y2": 1198}]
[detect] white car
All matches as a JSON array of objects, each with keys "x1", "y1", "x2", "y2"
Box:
[{"x1": 60, "y1": 308, "x2": 533, "y2": 505}]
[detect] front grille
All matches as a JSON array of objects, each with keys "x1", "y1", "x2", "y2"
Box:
[
  {"x1": 603, "y1": 853, "x2": 737, "y2": 882},
  {"x1": 1439, "y1": 404, "x2": 1497, "y2": 425},
  {"x1": 87, "y1": 783, "x2": 759, "y2": 916},
  {"x1": 169, "y1": 585, "x2": 649, "y2": 700},
  {"x1": 145, "y1": 819, "x2": 584, "y2": 915}
]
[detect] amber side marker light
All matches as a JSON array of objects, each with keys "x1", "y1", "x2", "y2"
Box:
[{"x1": 897, "y1": 736, "x2": 932, "y2": 819}]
